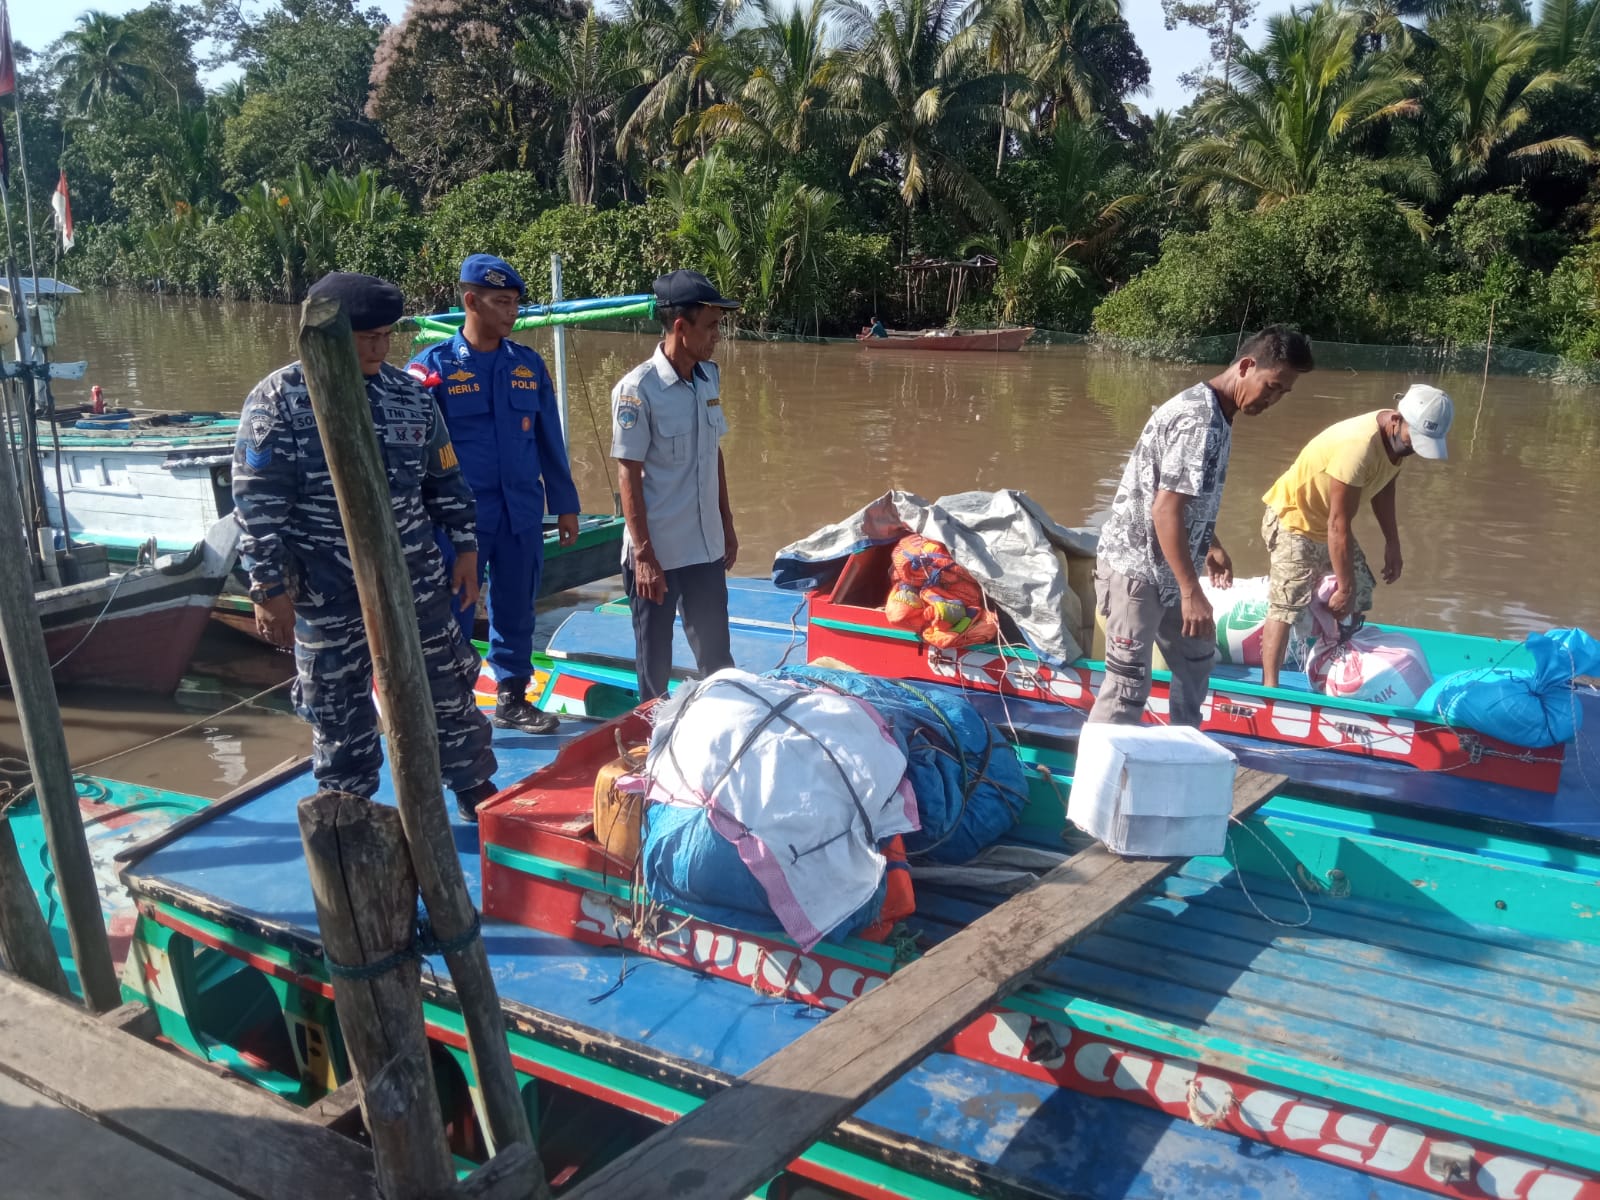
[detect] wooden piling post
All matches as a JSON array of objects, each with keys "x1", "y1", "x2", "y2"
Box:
[
  {"x1": 295, "y1": 297, "x2": 542, "y2": 1187},
  {"x1": 0, "y1": 813, "x2": 71, "y2": 996},
  {"x1": 0, "y1": 420, "x2": 119, "y2": 1012},
  {"x1": 298, "y1": 790, "x2": 457, "y2": 1199}
]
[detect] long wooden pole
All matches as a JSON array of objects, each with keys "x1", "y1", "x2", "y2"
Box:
[
  {"x1": 298, "y1": 790, "x2": 456, "y2": 1199},
  {"x1": 295, "y1": 296, "x2": 542, "y2": 1180},
  {"x1": 0, "y1": 419, "x2": 118, "y2": 1012}
]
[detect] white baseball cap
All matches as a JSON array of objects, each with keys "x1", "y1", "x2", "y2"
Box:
[{"x1": 1398, "y1": 384, "x2": 1453, "y2": 460}]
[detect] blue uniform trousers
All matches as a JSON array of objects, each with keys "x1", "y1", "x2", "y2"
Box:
[
  {"x1": 291, "y1": 603, "x2": 496, "y2": 798},
  {"x1": 439, "y1": 525, "x2": 544, "y2": 683}
]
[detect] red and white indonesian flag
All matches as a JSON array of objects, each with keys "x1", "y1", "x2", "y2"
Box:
[{"x1": 52, "y1": 171, "x2": 73, "y2": 252}]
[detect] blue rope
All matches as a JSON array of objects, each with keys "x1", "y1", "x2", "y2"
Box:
[{"x1": 324, "y1": 910, "x2": 483, "y2": 982}]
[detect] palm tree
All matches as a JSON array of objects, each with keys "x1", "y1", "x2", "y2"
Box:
[
  {"x1": 1535, "y1": 0, "x2": 1600, "y2": 72},
  {"x1": 615, "y1": 0, "x2": 745, "y2": 167},
  {"x1": 832, "y1": 0, "x2": 1026, "y2": 252},
  {"x1": 56, "y1": 12, "x2": 154, "y2": 116},
  {"x1": 1024, "y1": 0, "x2": 1127, "y2": 129},
  {"x1": 1179, "y1": 1, "x2": 1429, "y2": 209},
  {"x1": 1428, "y1": 16, "x2": 1595, "y2": 187},
  {"x1": 516, "y1": 13, "x2": 637, "y2": 205},
  {"x1": 697, "y1": 0, "x2": 839, "y2": 161}
]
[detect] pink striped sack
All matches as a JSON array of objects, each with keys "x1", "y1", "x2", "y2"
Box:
[{"x1": 1305, "y1": 576, "x2": 1434, "y2": 708}]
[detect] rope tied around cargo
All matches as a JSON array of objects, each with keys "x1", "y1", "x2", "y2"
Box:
[{"x1": 322, "y1": 909, "x2": 482, "y2": 982}]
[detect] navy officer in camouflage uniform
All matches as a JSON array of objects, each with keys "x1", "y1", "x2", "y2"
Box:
[
  {"x1": 234, "y1": 271, "x2": 499, "y2": 821},
  {"x1": 408, "y1": 254, "x2": 580, "y2": 735}
]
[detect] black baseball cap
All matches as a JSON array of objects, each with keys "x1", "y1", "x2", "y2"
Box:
[{"x1": 653, "y1": 269, "x2": 741, "y2": 310}]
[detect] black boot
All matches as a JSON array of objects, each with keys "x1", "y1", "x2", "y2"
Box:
[
  {"x1": 494, "y1": 677, "x2": 559, "y2": 734},
  {"x1": 455, "y1": 779, "x2": 497, "y2": 823}
]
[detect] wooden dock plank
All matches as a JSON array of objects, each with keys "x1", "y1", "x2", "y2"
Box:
[
  {"x1": 563, "y1": 767, "x2": 1286, "y2": 1200},
  {"x1": 0, "y1": 975, "x2": 376, "y2": 1200},
  {"x1": 0, "y1": 1072, "x2": 236, "y2": 1200}
]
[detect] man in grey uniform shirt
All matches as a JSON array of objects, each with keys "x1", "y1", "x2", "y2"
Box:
[{"x1": 610, "y1": 270, "x2": 741, "y2": 701}]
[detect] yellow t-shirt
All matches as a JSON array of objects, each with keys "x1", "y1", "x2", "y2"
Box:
[{"x1": 1262, "y1": 411, "x2": 1404, "y2": 542}]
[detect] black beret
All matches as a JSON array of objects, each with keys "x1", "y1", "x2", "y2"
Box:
[{"x1": 305, "y1": 272, "x2": 405, "y2": 331}]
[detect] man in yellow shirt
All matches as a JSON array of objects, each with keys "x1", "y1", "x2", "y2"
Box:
[{"x1": 1259, "y1": 384, "x2": 1454, "y2": 689}]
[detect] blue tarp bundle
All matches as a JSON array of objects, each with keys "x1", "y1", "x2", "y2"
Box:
[
  {"x1": 641, "y1": 803, "x2": 886, "y2": 936},
  {"x1": 772, "y1": 666, "x2": 1028, "y2": 864},
  {"x1": 1420, "y1": 628, "x2": 1600, "y2": 748}
]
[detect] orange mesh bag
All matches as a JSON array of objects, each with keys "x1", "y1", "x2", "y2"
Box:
[
  {"x1": 920, "y1": 574, "x2": 999, "y2": 649},
  {"x1": 891, "y1": 535, "x2": 955, "y2": 589},
  {"x1": 884, "y1": 580, "x2": 928, "y2": 629}
]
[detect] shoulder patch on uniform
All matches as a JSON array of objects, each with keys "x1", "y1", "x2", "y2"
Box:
[
  {"x1": 245, "y1": 445, "x2": 272, "y2": 468},
  {"x1": 616, "y1": 393, "x2": 641, "y2": 409},
  {"x1": 248, "y1": 406, "x2": 274, "y2": 449},
  {"x1": 447, "y1": 369, "x2": 474, "y2": 383},
  {"x1": 437, "y1": 441, "x2": 458, "y2": 471},
  {"x1": 617, "y1": 406, "x2": 639, "y2": 430},
  {"x1": 512, "y1": 365, "x2": 535, "y2": 379}
]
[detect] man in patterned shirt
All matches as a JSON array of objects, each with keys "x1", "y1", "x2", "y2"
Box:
[
  {"x1": 233, "y1": 272, "x2": 498, "y2": 821},
  {"x1": 1089, "y1": 325, "x2": 1314, "y2": 726}
]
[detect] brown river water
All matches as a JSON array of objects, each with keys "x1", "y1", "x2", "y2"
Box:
[{"x1": 8, "y1": 291, "x2": 1599, "y2": 798}]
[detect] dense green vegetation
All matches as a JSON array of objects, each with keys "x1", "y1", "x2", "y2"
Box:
[{"x1": 6, "y1": 0, "x2": 1600, "y2": 355}]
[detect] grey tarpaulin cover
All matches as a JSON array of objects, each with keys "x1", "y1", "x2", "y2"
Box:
[{"x1": 770, "y1": 490, "x2": 1099, "y2": 665}]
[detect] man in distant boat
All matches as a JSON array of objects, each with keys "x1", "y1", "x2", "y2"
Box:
[
  {"x1": 1258, "y1": 384, "x2": 1454, "y2": 689},
  {"x1": 233, "y1": 271, "x2": 499, "y2": 822},
  {"x1": 868, "y1": 315, "x2": 888, "y2": 338},
  {"x1": 1089, "y1": 325, "x2": 1315, "y2": 726},
  {"x1": 611, "y1": 269, "x2": 741, "y2": 702},
  {"x1": 408, "y1": 254, "x2": 581, "y2": 736}
]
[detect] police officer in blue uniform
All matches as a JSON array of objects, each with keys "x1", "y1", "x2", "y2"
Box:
[
  {"x1": 234, "y1": 272, "x2": 499, "y2": 822},
  {"x1": 409, "y1": 255, "x2": 580, "y2": 735}
]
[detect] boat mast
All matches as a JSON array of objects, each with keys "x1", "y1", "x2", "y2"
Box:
[{"x1": 2, "y1": 25, "x2": 71, "y2": 570}]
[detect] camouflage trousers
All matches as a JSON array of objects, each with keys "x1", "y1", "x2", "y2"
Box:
[
  {"x1": 291, "y1": 605, "x2": 496, "y2": 799},
  {"x1": 1261, "y1": 507, "x2": 1375, "y2": 628},
  {"x1": 1087, "y1": 566, "x2": 1216, "y2": 728}
]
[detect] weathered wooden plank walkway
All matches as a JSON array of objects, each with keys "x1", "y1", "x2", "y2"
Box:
[{"x1": 0, "y1": 975, "x2": 376, "y2": 1200}]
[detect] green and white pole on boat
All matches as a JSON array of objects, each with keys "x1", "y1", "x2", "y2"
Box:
[{"x1": 551, "y1": 252, "x2": 568, "y2": 444}]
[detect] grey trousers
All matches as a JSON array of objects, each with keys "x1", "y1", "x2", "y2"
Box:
[
  {"x1": 625, "y1": 556, "x2": 735, "y2": 702},
  {"x1": 1087, "y1": 567, "x2": 1216, "y2": 727}
]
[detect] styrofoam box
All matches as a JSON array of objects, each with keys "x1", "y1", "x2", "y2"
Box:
[{"x1": 1067, "y1": 723, "x2": 1239, "y2": 858}]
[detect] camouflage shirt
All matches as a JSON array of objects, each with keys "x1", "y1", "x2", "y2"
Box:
[
  {"x1": 1097, "y1": 383, "x2": 1232, "y2": 606},
  {"x1": 232, "y1": 361, "x2": 478, "y2": 612}
]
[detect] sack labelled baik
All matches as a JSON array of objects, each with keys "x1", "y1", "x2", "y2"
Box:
[{"x1": 1067, "y1": 724, "x2": 1238, "y2": 857}]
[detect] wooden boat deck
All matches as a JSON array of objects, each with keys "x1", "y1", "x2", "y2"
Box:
[
  {"x1": 916, "y1": 853, "x2": 1600, "y2": 1151},
  {"x1": 119, "y1": 723, "x2": 1454, "y2": 1199}
]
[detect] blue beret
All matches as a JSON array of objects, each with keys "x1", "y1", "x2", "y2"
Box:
[
  {"x1": 305, "y1": 272, "x2": 405, "y2": 331},
  {"x1": 461, "y1": 254, "x2": 526, "y2": 297}
]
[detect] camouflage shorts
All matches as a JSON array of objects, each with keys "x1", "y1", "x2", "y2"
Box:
[{"x1": 1261, "y1": 506, "x2": 1375, "y2": 627}]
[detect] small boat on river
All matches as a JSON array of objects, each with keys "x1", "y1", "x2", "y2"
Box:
[
  {"x1": 26, "y1": 516, "x2": 240, "y2": 694},
  {"x1": 857, "y1": 325, "x2": 1034, "y2": 351}
]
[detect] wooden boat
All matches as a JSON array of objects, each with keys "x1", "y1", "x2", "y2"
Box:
[
  {"x1": 209, "y1": 512, "x2": 629, "y2": 644},
  {"x1": 111, "y1": 703, "x2": 1600, "y2": 1199},
  {"x1": 36, "y1": 407, "x2": 240, "y2": 564},
  {"x1": 19, "y1": 516, "x2": 240, "y2": 694},
  {"x1": 538, "y1": 560, "x2": 1571, "y2": 794},
  {"x1": 857, "y1": 326, "x2": 1034, "y2": 351}
]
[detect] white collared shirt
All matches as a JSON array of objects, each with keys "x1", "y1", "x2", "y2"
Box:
[{"x1": 610, "y1": 343, "x2": 728, "y2": 570}]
